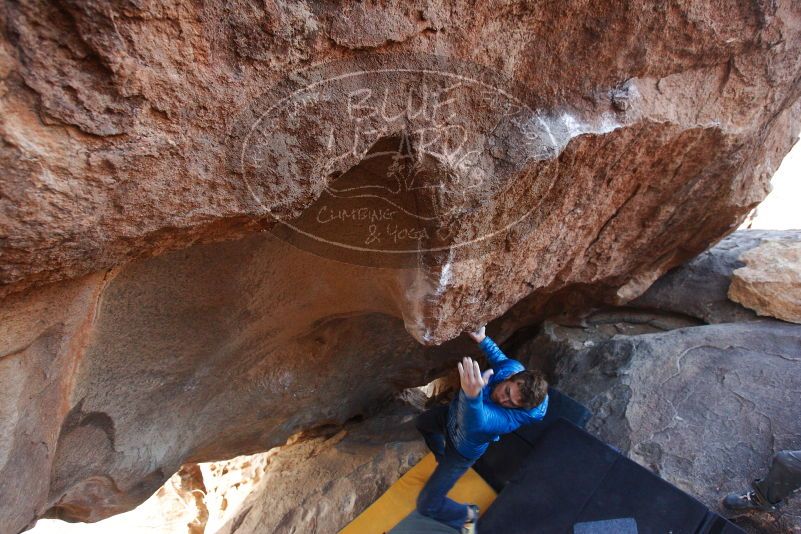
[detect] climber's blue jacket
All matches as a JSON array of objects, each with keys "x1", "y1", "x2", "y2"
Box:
[{"x1": 446, "y1": 336, "x2": 549, "y2": 460}]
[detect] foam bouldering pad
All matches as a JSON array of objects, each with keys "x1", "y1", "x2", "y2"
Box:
[
  {"x1": 478, "y1": 419, "x2": 745, "y2": 534},
  {"x1": 339, "y1": 452, "x2": 496, "y2": 534},
  {"x1": 517, "y1": 387, "x2": 592, "y2": 443},
  {"x1": 473, "y1": 387, "x2": 592, "y2": 492}
]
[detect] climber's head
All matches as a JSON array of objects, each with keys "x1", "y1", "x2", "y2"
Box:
[{"x1": 490, "y1": 369, "x2": 548, "y2": 410}]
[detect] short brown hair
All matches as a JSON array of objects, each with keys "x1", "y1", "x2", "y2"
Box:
[{"x1": 510, "y1": 369, "x2": 548, "y2": 409}]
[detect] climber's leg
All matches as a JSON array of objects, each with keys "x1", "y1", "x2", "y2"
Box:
[
  {"x1": 415, "y1": 405, "x2": 449, "y2": 462},
  {"x1": 416, "y1": 440, "x2": 474, "y2": 530},
  {"x1": 753, "y1": 450, "x2": 801, "y2": 506}
]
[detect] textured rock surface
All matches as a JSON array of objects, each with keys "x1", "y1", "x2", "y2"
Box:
[
  {"x1": 729, "y1": 239, "x2": 801, "y2": 323},
  {"x1": 521, "y1": 233, "x2": 801, "y2": 534},
  {"x1": 31, "y1": 464, "x2": 210, "y2": 534},
  {"x1": 500, "y1": 229, "x2": 791, "y2": 358},
  {"x1": 28, "y1": 399, "x2": 428, "y2": 534},
  {"x1": 215, "y1": 401, "x2": 428, "y2": 534},
  {"x1": 1, "y1": 0, "x2": 800, "y2": 340},
  {"x1": 547, "y1": 320, "x2": 801, "y2": 534},
  {"x1": 0, "y1": 232, "x2": 476, "y2": 533},
  {"x1": 510, "y1": 307, "x2": 703, "y2": 376},
  {"x1": 631, "y1": 230, "x2": 801, "y2": 324},
  {"x1": 2, "y1": 1, "x2": 801, "y2": 532}
]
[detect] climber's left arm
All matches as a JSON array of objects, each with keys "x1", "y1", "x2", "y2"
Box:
[{"x1": 455, "y1": 356, "x2": 494, "y2": 430}]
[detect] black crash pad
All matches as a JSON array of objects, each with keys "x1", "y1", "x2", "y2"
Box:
[
  {"x1": 473, "y1": 387, "x2": 592, "y2": 492},
  {"x1": 478, "y1": 419, "x2": 744, "y2": 534}
]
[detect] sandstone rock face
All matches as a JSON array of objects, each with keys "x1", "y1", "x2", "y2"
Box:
[
  {"x1": 729, "y1": 239, "x2": 801, "y2": 324},
  {"x1": 29, "y1": 400, "x2": 428, "y2": 534},
  {"x1": 499, "y1": 229, "x2": 794, "y2": 356},
  {"x1": 0, "y1": 232, "x2": 471, "y2": 533},
  {"x1": 509, "y1": 307, "x2": 704, "y2": 376},
  {"x1": 630, "y1": 230, "x2": 801, "y2": 324},
  {"x1": 215, "y1": 401, "x2": 428, "y2": 534},
  {"x1": 32, "y1": 464, "x2": 210, "y2": 534},
  {"x1": 2, "y1": 0, "x2": 800, "y2": 334},
  {"x1": 3, "y1": 2, "x2": 801, "y2": 533},
  {"x1": 631, "y1": 230, "x2": 797, "y2": 323}
]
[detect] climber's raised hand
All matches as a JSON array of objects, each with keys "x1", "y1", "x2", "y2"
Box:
[
  {"x1": 457, "y1": 356, "x2": 493, "y2": 398},
  {"x1": 467, "y1": 325, "x2": 486, "y2": 343}
]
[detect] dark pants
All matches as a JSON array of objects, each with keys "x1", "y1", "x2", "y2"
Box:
[
  {"x1": 753, "y1": 449, "x2": 801, "y2": 505},
  {"x1": 415, "y1": 405, "x2": 475, "y2": 530}
]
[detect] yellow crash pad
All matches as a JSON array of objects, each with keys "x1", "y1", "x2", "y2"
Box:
[{"x1": 340, "y1": 453, "x2": 497, "y2": 534}]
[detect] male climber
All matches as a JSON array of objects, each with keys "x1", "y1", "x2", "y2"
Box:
[{"x1": 415, "y1": 325, "x2": 549, "y2": 533}]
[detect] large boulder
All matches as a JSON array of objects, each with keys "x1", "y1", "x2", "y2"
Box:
[
  {"x1": 630, "y1": 230, "x2": 801, "y2": 324},
  {"x1": 729, "y1": 239, "x2": 801, "y2": 324},
  {"x1": 2, "y1": 2, "x2": 801, "y2": 533},
  {"x1": 30, "y1": 399, "x2": 429, "y2": 534},
  {"x1": 2, "y1": 0, "x2": 800, "y2": 338},
  {"x1": 214, "y1": 399, "x2": 428, "y2": 534}
]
